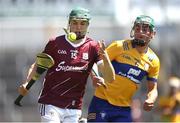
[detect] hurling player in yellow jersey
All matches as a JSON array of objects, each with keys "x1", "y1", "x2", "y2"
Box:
[{"x1": 88, "y1": 15, "x2": 160, "y2": 122}]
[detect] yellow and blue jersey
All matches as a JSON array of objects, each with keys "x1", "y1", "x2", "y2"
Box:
[{"x1": 95, "y1": 39, "x2": 160, "y2": 107}]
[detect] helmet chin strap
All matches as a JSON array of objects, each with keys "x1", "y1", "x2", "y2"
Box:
[
  {"x1": 76, "y1": 36, "x2": 85, "y2": 40},
  {"x1": 132, "y1": 32, "x2": 151, "y2": 47},
  {"x1": 132, "y1": 39, "x2": 146, "y2": 47},
  {"x1": 75, "y1": 31, "x2": 87, "y2": 40}
]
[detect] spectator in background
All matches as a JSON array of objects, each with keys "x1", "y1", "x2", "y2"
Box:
[{"x1": 158, "y1": 76, "x2": 180, "y2": 122}]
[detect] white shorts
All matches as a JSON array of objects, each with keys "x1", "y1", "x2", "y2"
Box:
[{"x1": 39, "y1": 104, "x2": 82, "y2": 123}]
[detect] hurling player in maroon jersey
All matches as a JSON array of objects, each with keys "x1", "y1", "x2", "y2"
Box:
[{"x1": 18, "y1": 7, "x2": 115, "y2": 123}]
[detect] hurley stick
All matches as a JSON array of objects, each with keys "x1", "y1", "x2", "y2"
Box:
[{"x1": 14, "y1": 53, "x2": 54, "y2": 106}]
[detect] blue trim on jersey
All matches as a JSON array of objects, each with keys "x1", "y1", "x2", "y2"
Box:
[
  {"x1": 88, "y1": 96, "x2": 132, "y2": 122},
  {"x1": 147, "y1": 77, "x2": 157, "y2": 82},
  {"x1": 112, "y1": 60, "x2": 148, "y2": 84}
]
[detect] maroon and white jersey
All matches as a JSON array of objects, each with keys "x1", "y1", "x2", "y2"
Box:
[{"x1": 38, "y1": 35, "x2": 101, "y2": 109}]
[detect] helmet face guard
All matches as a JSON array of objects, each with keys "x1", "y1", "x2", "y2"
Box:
[
  {"x1": 67, "y1": 7, "x2": 91, "y2": 40},
  {"x1": 131, "y1": 15, "x2": 156, "y2": 46}
]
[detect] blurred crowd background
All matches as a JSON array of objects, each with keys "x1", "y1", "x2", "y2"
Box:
[{"x1": 0, "y1": 0, "x2": 180, "y2": 122}]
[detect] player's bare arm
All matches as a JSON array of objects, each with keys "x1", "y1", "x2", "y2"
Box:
[
  {"x1": 24, "y1": 62, "x2": 37, "y2": 83},
  {"x1": 143, "y1": 81, "x2": 158, "y2": 111},
  {"x1": 18, "y1": 62, "x2": 37, "y2": 96},
  {"x1": 98, "y1": 40, "x2": 115, "y2": 83},
  {"x1": 90, "y1": 71, "x2": 106, "y2": 88},
  {"x1": 15, "y1": 53, "x2": 54, "y2": 106}
]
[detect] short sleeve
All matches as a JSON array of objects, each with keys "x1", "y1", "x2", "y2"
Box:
[
  {"x1": 42, "y1": 38, "x2": 56, "y2": 56},
  {"x1": 147, "y1": 57, "x2": 160, "y2": 82},
  {"x1": 106, "y1": 40, "x2": 124, "y2": 61},
  {"x1": 93, "y1": 42, "x2": 102, "y2": 63}
]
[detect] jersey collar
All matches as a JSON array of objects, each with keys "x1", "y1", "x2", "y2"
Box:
[{"x1": 65, "y1": 35, "x2": 86, "y2": 48}]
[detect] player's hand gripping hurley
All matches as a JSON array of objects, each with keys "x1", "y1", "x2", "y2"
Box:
[
  {"x1": 91, "y1": 40, "x2": 107, "y2": 88},
  {"x1": 14, "y1": 53, "x2": 54, "y2": 106}
]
